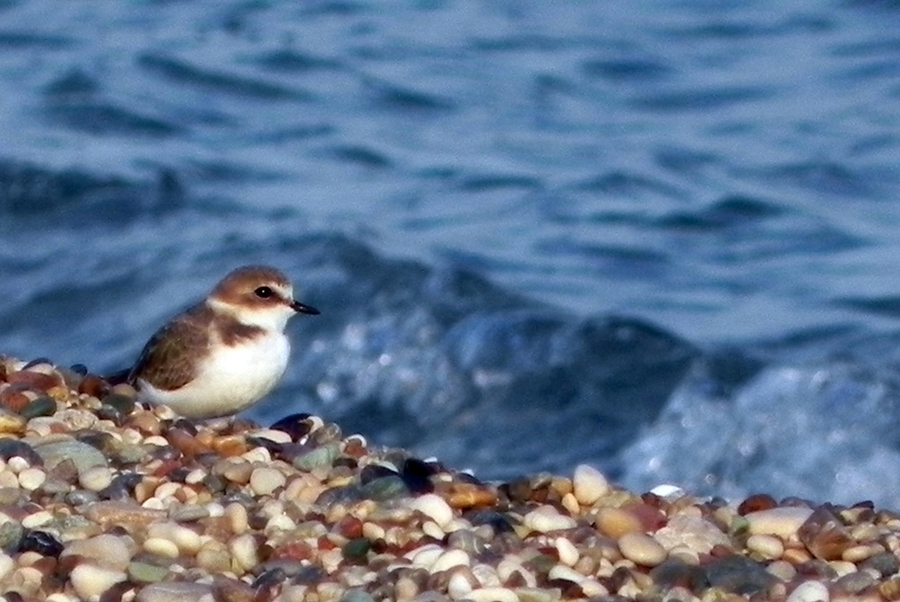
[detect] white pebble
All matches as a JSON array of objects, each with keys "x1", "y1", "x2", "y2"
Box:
[
  {"x1": 229, "y1": 533, "x2": 259, "y2": 573},
  {"x1": 22, "y1": 510, "x2": 53, "y2": 528},
  {"x1": 431, "y1": 549, "x2": 470, "y2": 574},
  {"x1": 250, "y1": 466, "x2": 286, "y2": 496},
  {"x1": 556, "y1": 537, "x2": 580, "y2": 567},
  {"x1": 70, "y1": 563, "x2": 127, "y2": 601},
  {"x1": 252, "y1": 429, "x2": 292, "y2": 444},
  {"x1": 548, "y1": 564, "x2": 586, "y2": 584},
  {"x1": 18, "y1": 467, "x2": 46, "y2": 491},
  {"x1": 523, "y1": 505, "x2": 577, "y2": 533},
  {"x1": 747, "y1": 534, "x2": 784, "y2": 559},
  {"x1": 573, "y1": 464, "x2": 609, "y2": 505},
  {"x1": 0, "y1": 552, "x2": 14, "y2": 581},
  {"x1": 409, "y1": 544, "x2": 443, "y2": 568},
  {"x1": 143, "y1": 537, "x2": 180, "y2": 558},
  {"x1": 447, "y1": 571, "x2": 474, "y2": 599},
  {"x1": 225, "y1": 502, "x2": 249, "y2": 534},
  {"x1": 148, "y1": 522, "x2": 202, "y2": 555},
  {"x1": 79, "y1": 466, "x2": 113, "y2": 492},
  {"x1": 745, "y1": 507, "x2": 813, "y2": 539},
  {"x1": 410, "y1": 493, "x2": 454, "y2": 528},
  {"x1": 786, "y1": 580, "x2": 829, "y2": 602},
  {"x1": 618, "y1": 532, "x2": 667, "y2": 567},
  {"x1": 465, "y1": 587, "x2": 519, "y2": 602},
  {"x1": 7, "y1": 455, "x2": 30, "y2": 474}
]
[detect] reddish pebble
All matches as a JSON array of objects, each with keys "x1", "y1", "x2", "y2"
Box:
[
  {"x1": 336, "y1": 516, "x2": 364, "y2": 539},
  {"x1": 738, "y1": 494, "x2": 778, "y2": 515}
]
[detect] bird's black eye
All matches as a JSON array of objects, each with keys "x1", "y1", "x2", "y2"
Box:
[{"x1": 254, "y1": 286, "x2": 273, "y2": 299}]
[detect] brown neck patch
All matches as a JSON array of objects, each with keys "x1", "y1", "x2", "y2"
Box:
[{"x1": 216, "y1": 318, "x2": 265, "y2": 346}]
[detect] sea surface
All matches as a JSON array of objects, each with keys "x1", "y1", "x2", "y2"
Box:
[{"x1": 2, "y1": 0, "x2": 900, "y2": 506}]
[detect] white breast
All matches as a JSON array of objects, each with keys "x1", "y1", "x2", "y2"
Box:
[{"x1": 139, "y1": 331, "x2": 291, "y2": 419}]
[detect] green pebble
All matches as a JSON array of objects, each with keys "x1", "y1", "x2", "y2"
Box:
[
  {"x1": 128, "y1": 561, "x2": 170, "y2": 583},
  {"x1": 342, "y1": 538, "x2": 370, "y2": 560},
  {"x1": 102, "y1": 393, "x2": 135, "y2": 415},
  {"x1": 292, "y1": 442, "x2": 341, "y2": 471},
  {"x1": 339, "y1": 588, "x2": 375, "y2": 602},
  {"x1": 20, "y1": 396, "x2": 57, "y2": 419},
  {"x1": 0, "y1": 521, "x2": 23, "y2": 553},
  {"x1": 360, "y1": 475, "x2": 409, "y2": 501}
]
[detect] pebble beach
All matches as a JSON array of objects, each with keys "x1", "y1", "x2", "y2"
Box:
[{"x1": 0, "y1": 354, "x2": 898, "y2": 602}]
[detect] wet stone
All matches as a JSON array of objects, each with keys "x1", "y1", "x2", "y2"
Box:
[
  {"x1": 128, "y1": 561, "x2": 170, "y2": 583},
  {"x1": 0, "y1": 521, "x2": 24, "y2": 553},
  {"x1": 361, "y1": 475, "x2": 410, "y2": 501},
  {"x1": 20, "y1": 396, "x2": 56, "y2": 419},
  {"x1": 270, "y1": 412, "x2": 313, "y2": 441},
  {"x1": 292, "y1": 442, "x2": 340, "y2": 471},
  {"x1": 401, "y1": 458, "x2": 436, "y2": 494},
  {"x1": 798, "y1": 506, "x2": 854, "y2": 561},
  {"x1": 862, "y1": 551, "x2": 900, "y2": 577},
  {"x1": 705, "y1": 555, "x2": 778, "y2": 595},
  {"x1": 835, "y1": 570, "x2": 877, "y2": 594},
  {"x1": 19, "y1": 530, "x2": 63, "y2": 557},
  {"x1": 0, "y1": 439, "x2": 42, "y2": 465}
]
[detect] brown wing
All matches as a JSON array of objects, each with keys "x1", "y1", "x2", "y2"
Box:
[{"x1": 128, "y1": 305, "x2": 211, "y2": 391}]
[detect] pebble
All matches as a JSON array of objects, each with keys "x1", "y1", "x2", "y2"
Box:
[
  {"x1": 555, "y1": 537, "x2": 579, "y2": 567},
  {"x1": 136, "y1": 582, "x2": 215, "y2": 602},
  {"x1": 62, "y1": 534, "x2": 133, "y2": 571},
  {"x1": 79, "y1": 466, "x2": 113, "y2": 491},
  {"x1": 69, "y1": 563, "x2": 127, "y2": 600},
  {"x1": 465, "y1": 587, "x2": 520, "y2": 602},
  {"x1": 618, "y1": 532, "x2": 668, "y2": 567},
  {"x1": 250, "y1": 466, "x2": 287, "y2": 496},
  {"x1": 229, "y1": 533, "x2": 259, "y2": 573},
  {"x1": 572, "y1": 464, "x2": 609, "y2": 505},
  {"x1": 431, "y1": 549, "x2": 471, "y2": 574},
  {"x1": 595, "y1": 507, "x2": 643, "y2": 538},
  {"x1": 410, "y1": 493, "x2": 454, "y2": 527},
  {"x1": 744, "y1": 506, "x2": 814, "y2": 538},
  {"x1": 747, "y1": 534, "x2": 785, "y2": 559},
  {"x1": 18, "y1": 467, "x2": 46, "y2": 491},
  {"x1": 786, "y1": 580, "x2": 830, "y2": 602},
  {"x1": 523, "y1": 505, "x2": 577, "y2": 533}
]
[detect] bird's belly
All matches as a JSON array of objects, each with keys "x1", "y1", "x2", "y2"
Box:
[{"x1": 140, "y1": 333, "x2": 290, "y2": 419}]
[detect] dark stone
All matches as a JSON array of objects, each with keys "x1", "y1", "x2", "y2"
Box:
[
  {"x1": 360, "y1": 475, "x2": 409, "y2": 501},
  {"x1": 70, "y1": 364, "x2": 89, "y2": 376},
  {"x1": 464, "y1": 510, "x2": 515, "y2": 534},
  {"x1": 98, "y1": 472, "x2": 143, "y2": 500},
  {"x1": 20, "y1": 396, "x2": 57, "y2": 419},
  {"x1": 649, "y1": 558, "x2": 708, "y2": 591},
  {"x1": 705, "y1": 555, "x2": 777, "y2": 595},
  {"x1": 359, "y1": 464, "x2": 399, "y2": 485},
  {"x1": 861, "y1": 551, "x2": 900, "y2": 577},
  {"x1": 101, "y1": 393, "x2": 136, "y2": 416},
  {"x1": 401, "y1": 458, "x2": 435, "y2": 494},
  {"x1": 342, "y1": 538, "x2": 370, "y2": 561},
  {"x1": 290, "y1": 565, "x2": 327, "y2": 585},
  {"x1": 0, "y1": 439, "x2": 42, "y2": 465},
  {"x1": 19, "y1": 530, "x2": 64, "y2": 557},
  {"x1": 270, "y1": 413, "x2": 313, "y2": 441},
  {"x1": 835, "y1": 570, "x2": 877, "y2": 594},
  {"x1": 737, "y1": 493, "x2": 777, "y2": 515}
]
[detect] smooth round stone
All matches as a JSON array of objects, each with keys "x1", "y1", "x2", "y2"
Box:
[
  {"x1": 62, "y1": 534, "x2": 133, "y2": 571},
  {"x1": 18, "y1": 467, "x2": 46, "y2": 491},
  {"x1": 409, "y1": 544, "x2": 444, "y2": 568},
  {"x1": 136, "y1": 582, "x2": 215, "y2": 602},
  {"x1": 21, "y1": 396, "x2": 57, "y2": 419},
  {"x1": 465, "y1": 587, "x2": 519, "y2": 602},
  {"x1": 654, "y1": 514, "x2": 731, "y2": 554},
  {"x1": 250, "y1": 466, "x2": 286, "y2": 496},
  {"x1": 339, "y1": 588, "x2": 375, "y2": 602},
  {"x1": 786, "y1": 580, "x2": 829, "y2": 602},
  {"x1": 747, "y1": 534, "x2": 785, "y2": 559},
  {"x1": 431, "y1": 549, "x2": 471, "y2": 574},
  {"x1": 744, "y1": 507, "x2": 814, "y2": 538},
  {"x1": 555, "y1": 537, "x2": 579, "y2": 567},
  {"x1": 595, "y1": 507, "x2": 642, "y2": 538},
  {"x1": 33, "y1": 438, "x2": 108, "y2": 476},
  {"x1": 292, "y1": 442, "x2": 340, "y2": 471},
  {"x1": 230, "y1": 533, "x2": 259, "y2": 573},
  {"x1": 143, "y1": 537, "x2": 179, "y2": 559},
  {"x1": 548, "y1": 564, "x2": 586, "y2": 584},
  {"x1": 128, "y1": 561, "x2": 170, "y2": 584},
  {"x1": 147, "y1": 522, "x2": 203, "y2": 556},
  {"x1": 523, "y1": 505, "x2": 577, "y2": 533},
  {"x1": 410, "y1": 493, "x2": 454, "y2": 528},
  {"x1": 225, "y1": 502, "x2": 249, "y2": 534},
  {"x1": 618, "y1": 532, "x2": 667, "y2": 567},
  {"x1": 79, "y1": 466, "x2": 113, "y2": 492},
  {"x1": 0, "y1": 552, "x2": 14, "y2": 581},
  {"x1": 0, "y1": 521, "x2": 24, "y2": 552},
  {"x1": 573, "y1": 464, "x2": 609, "y2": 505},
  {"x1": 70, "y1": 563, "x2": 127, "y2": 600}
]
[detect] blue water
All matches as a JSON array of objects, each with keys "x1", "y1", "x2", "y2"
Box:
[{"x1": 2, "y1": 0, "x2": 900, "y2": 506}]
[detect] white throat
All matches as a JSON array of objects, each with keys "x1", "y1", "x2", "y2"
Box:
[{"x1": 207, "y1": 297, "x2": 295, "y2": 332}]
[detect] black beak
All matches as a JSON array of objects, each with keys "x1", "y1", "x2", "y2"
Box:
[{"x1": 291, "y1": 300, "x2": 320, "y2": 315}]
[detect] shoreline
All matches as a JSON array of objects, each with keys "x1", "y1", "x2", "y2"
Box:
[{"x1": 0, "y1": 354, "x2": 896, "y2": 602}]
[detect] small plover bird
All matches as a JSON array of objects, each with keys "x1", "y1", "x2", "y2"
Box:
[{"x1": 127, "y1": 265, "x2": 319, "y2": 419}]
